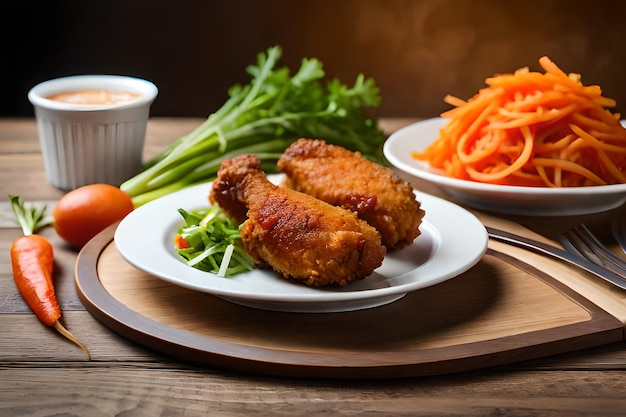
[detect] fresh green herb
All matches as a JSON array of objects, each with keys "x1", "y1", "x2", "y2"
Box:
[
  {"x1": 9, "y1": 195, "x2": 53, "y2": 235},
  {"x1": 175, "y1": 206, "x2": 255, "y2": 277},
  {"x1": 121, "y1": 45, "x2": 386, "y2": 206}
]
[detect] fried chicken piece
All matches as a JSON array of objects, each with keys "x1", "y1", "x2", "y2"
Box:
[
  {"x1": 277, "y1": 139, "x2": 425, "y2": 249},
  {"x1": 209, "y1": 154, "x2": 386, "y2": 287}
]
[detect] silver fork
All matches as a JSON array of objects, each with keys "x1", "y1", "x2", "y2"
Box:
[
  {"x1": 558, "y1": 224, "x2": 626, "y2": 280},
  {"x1": 612, "y1": 214, "x2": 626, "y2": 255},
  {"x1": 486, "y1": 226, "x2": 626, "y2": 290}
]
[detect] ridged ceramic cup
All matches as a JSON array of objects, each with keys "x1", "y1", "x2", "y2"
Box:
[{"x1": 28, "y1": 75, "x2": 158, "y2": 190}]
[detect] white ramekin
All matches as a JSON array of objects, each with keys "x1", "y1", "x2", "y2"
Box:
[{"x1": 28, "y1": 75, "x2": 158, "y2": 190}]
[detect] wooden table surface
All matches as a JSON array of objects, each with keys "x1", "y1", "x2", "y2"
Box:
[{"x1": 1, "y1": 117, "x2": 626, "y2": 416}]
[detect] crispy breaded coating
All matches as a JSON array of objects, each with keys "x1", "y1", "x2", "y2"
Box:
[
  {"x1": 209, "y1": 154, "x2": 386, "y2": 287},
  {"x1": 277, "y1": 139, "x2": 425, "y2": 249}
]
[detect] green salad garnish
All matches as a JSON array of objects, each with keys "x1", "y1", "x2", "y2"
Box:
[{"x1": 175, "y1": 206, "x2": 255, "y2": 277}]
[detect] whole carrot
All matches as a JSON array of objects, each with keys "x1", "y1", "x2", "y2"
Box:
[{"x1": 9, "y1": 195, "x2": 90, "y2": 359}]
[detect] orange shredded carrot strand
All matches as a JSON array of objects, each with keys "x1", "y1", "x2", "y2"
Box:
[{"x1": 413, "y1": 56, "x2": 626, "y2": 187}]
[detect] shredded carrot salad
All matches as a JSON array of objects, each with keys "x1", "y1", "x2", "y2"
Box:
[{"x1": 412, "y1": 57, "x2": 626, "y2": 187}]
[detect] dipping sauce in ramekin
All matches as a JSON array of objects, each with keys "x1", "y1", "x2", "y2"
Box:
[
  {"x1": 28, "y1": 75, "x2": 158, "y2": 190},
  {"x1": 47, "y1": 89, "x2": 141, "y2": 105}
]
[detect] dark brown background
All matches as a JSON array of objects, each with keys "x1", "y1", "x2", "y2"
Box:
[{"x1": 4, "y1": 0, "x2": 626, "y2": 119}]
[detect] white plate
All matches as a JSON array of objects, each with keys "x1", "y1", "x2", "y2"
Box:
[
  {"x1": 384, "y1": 118, "x2": 626, "y2": 216},
  {"x1": 114, "y1": 175, "x2": 487, "y2": 313}
]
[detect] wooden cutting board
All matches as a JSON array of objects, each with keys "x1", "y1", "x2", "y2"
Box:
[{"x1": 75, "y1": 221, "x2": 624, "y2": 378}]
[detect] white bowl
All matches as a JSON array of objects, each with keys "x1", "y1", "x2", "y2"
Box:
[
  {"x1": 28, "y1": 75, "x2": 158, "y2": 190},
  {"x1": 384, "y1": 118, "x2": 626, "y2": 216}
]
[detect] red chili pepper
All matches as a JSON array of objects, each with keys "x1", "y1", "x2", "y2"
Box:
[{"x1": 9, "y1": 195, "x2": 90, "y2": 359}]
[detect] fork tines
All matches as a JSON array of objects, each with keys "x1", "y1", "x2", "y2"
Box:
[{"x1": 559, "y1": 225, "x2": 626, "y2": 280}]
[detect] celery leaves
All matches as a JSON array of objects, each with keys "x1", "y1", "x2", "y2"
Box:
[{"x1": 121, "y1": 45, "x2": 385, "y2": 206}]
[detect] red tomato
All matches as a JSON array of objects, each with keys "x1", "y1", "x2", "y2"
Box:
[{"x1": 53, "y1": 184, "x2": 134, "y2": 247}]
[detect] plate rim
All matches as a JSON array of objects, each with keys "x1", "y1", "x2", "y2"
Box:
[
  {"x1": 113, "y1": 175, "x2": 488, "y2": 308},
  {"x1": 383, "y1": 117, "x2": 626, "y2": 196}
]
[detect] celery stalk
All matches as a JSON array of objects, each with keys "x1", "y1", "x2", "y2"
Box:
[{"x1": 121, "y1": 45, "x2": 386, "y2": 206}]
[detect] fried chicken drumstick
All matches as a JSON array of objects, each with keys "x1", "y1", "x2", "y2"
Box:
[
  {"x1": 209, "y1": 154, "x2": 386, "y2": 287},
  {"x1": 277, "y1": 139, "x2": 425, "y2": 249}
]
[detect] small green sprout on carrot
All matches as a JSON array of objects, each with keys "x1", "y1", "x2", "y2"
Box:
[{"x1": 9, "y1": 195, "x2": 91, "y2": 359}]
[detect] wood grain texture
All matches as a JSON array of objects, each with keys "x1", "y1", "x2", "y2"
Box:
[
  {"x1": 3, "y1": 368, "x2": 626, "y2": 416},
  {"x1": 3, "y1": 117, "x2": 626, "y2": 416},
  {"x1": 478, "y1": 211, "x2": 626, "y2": 325},
  {"x1": 73, "y1": 222, "x2": 623, "y2": 378}
]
